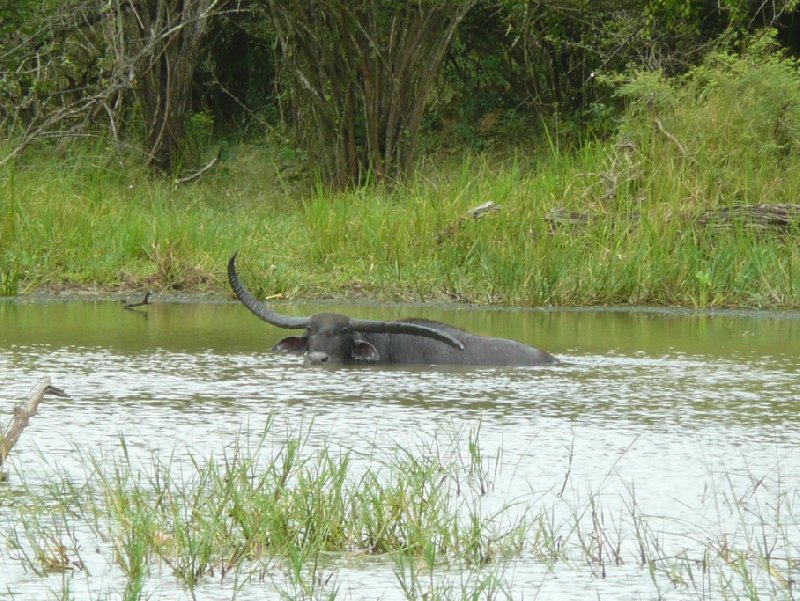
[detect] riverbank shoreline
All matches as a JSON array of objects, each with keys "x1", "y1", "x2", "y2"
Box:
[
  {"x1": 5, "y1": 292, "x2": 800, "y2": 322},
  {"x1": 3, "y1": 146, "x2": 798, "y2": 309},
  {"x1": 4, "y1": 51, "x2": 800, "y2": 309}
]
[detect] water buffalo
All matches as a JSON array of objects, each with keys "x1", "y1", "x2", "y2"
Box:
[{"x1": 228, "y1": 254, "x2": 558, "y2": 367}]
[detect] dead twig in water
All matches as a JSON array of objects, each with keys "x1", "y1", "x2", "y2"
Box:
[
  {"x1": 558, "y1": 435, "x2": 575, "y2": 498},
  {"x1": 1, "y1": 377, "x2": 68, "y2": 472}
]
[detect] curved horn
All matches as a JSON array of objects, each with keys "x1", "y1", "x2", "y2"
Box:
[
  {"x1": 227, "y1": 254, "x2": 310, "y2": 330},
  {"x1": 348, "y1": 318, "x2": 464, "y2": 350}
]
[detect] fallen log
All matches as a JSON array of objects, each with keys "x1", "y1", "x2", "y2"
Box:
[
  {"x1": 544, "y1": 207, "x2": 640, "y2": 233},
  {"x1": 696, "y1": 204, "x2": 800, "y2": 232},
  {"x1": 1, "y1": 377, "x2": 67, "y2": 473},
  {"x1": 544, "y1": 204, "x2": 800, "y2": 234}
]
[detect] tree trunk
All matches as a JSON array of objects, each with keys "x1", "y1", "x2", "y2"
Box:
[
  {"x1": 267, "y1": 0, "x2": 475, "y2": 189},
  {"x1": 119, "y1": 0, "x2": 221, "y2": 173}
]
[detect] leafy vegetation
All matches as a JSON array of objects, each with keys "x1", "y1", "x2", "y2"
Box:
[
  {"x1": 1, "y1": 47, "x2": 799, "y2": 307},
  {"x1": 1, "y1": 1, "x2": 798, "y2": 179},
  {"x1": 1, "y1": 0, "x2": 799, "y2": 307},
  {"x1": 267, "y1": 1, "x2": 475, "y2": 188}
]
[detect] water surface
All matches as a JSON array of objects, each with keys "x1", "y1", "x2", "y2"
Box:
[{"x1": 1, "y1": 301, "x2": 798, "y2": 600}]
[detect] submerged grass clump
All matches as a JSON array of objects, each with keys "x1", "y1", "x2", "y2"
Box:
[{"x1": 2, "y1": 420, "x2": 798, "y2": 600}]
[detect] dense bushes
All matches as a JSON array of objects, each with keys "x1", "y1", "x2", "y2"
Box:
[
  {"x1": 617, "y1": 34, "x2": 800, "y2": 207},
  {"x1": 1, "y1": 1, "x2": 798, "y2": 183},
  {"x1": 1, "y1": 47, "x2": 799, "y2": 305}
]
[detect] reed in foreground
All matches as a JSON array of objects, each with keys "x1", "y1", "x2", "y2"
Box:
[{"x1": 2, "y1": 420, "x2": 798, "y2": 600}]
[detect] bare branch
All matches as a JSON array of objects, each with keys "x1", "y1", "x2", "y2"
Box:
[
  {"x1": 1, "y1": 377, "x2": 68, "y2": 469},
  {"x1": 0, "y1": 0, "x2": 229, "y2": 171}
]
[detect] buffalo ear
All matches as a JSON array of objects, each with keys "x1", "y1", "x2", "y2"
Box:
[
  {"x1": 352, "y1": 340, "x2": 380, "y2": 362},
  {"x1": 273, "y1": 336, "x2": 308, "y2": 354}
]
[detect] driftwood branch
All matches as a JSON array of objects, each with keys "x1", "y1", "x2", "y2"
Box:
[
  {"x1": 173, "y1": 150, "x2": 221, "y2": 186},
  {"x1": 696, "y1": 204, "x2": 800, "y2": 231},
  {"x1": 1, "y1": 377, "x2": 67, "y2": 469},
  {"x1": 436, "y1": 201, "x2": 502, "y2": 243}
]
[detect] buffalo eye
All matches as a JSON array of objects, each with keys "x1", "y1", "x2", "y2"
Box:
[{"x1": 340, "y1": 326, "x2": 350, "y2": 334}]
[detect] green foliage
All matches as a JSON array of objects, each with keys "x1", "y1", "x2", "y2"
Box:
[
  {"x1": 266, "y1": 0, "x2": 475, "y2": 187},
  {"x1": 686, "y1": 35, "x2": 800, "y2": 159},
  {"x1": 2, "y1": 39, "x2": 800, "y2": 307},
  {"x1": 618, "y1": 34, "x2": 800, "y2": 203},
  {"x1": 198, "y1": 3, "x2": 279, "y2": 130},
  {"x1": 185, "y1": 111, "x2": 216, "y2": 163},
  {"x1": 2, "y1": 0, "x2": 799, "y2": 181},
  {"x1": 438, "y1": 0, "x2": 726, "y2": 144},
  {"x1": 0, "y1": 2, "x2": 96, "y2": 128},
  {"x1": 0, "y1": 268, "x2": 21, "y2": 296}
]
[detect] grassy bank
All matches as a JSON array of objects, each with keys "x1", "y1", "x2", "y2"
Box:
[
  {"x1": 2, "y1": 422, "x2": 797, "y2": 600},
  {"x1": 2, "y1": 50, "x2": 800, "y2": 308}
]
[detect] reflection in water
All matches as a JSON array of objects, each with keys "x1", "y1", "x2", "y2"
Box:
[{"x1": 1, "y1": 301, "x2": 799, "y2": 600}]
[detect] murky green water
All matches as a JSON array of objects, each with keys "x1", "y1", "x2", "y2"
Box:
[{"x1": 1, "y1": 300, "x2": 799, "y2": 600}]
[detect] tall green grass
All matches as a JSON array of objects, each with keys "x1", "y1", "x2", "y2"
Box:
[{"x1": 1, "y1": 46, "x2": 799, "y2": 306}]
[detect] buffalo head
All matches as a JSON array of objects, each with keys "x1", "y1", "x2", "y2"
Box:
[{"x1": 228, "y1": 254, "x2": 463, "y2": 365}]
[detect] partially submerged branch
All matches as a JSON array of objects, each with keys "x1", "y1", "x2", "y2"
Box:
[{"x1": 1, "y1": 377, "x2": 68, "y2": 471}]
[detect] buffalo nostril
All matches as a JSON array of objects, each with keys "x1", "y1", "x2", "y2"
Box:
[{"x1": 306, "y1": 351, "x2": 330, "y2": 366}]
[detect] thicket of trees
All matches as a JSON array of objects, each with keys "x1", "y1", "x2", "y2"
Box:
[{"x1": 1, "y1": 0, "x2": 798, "y2": 186}]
